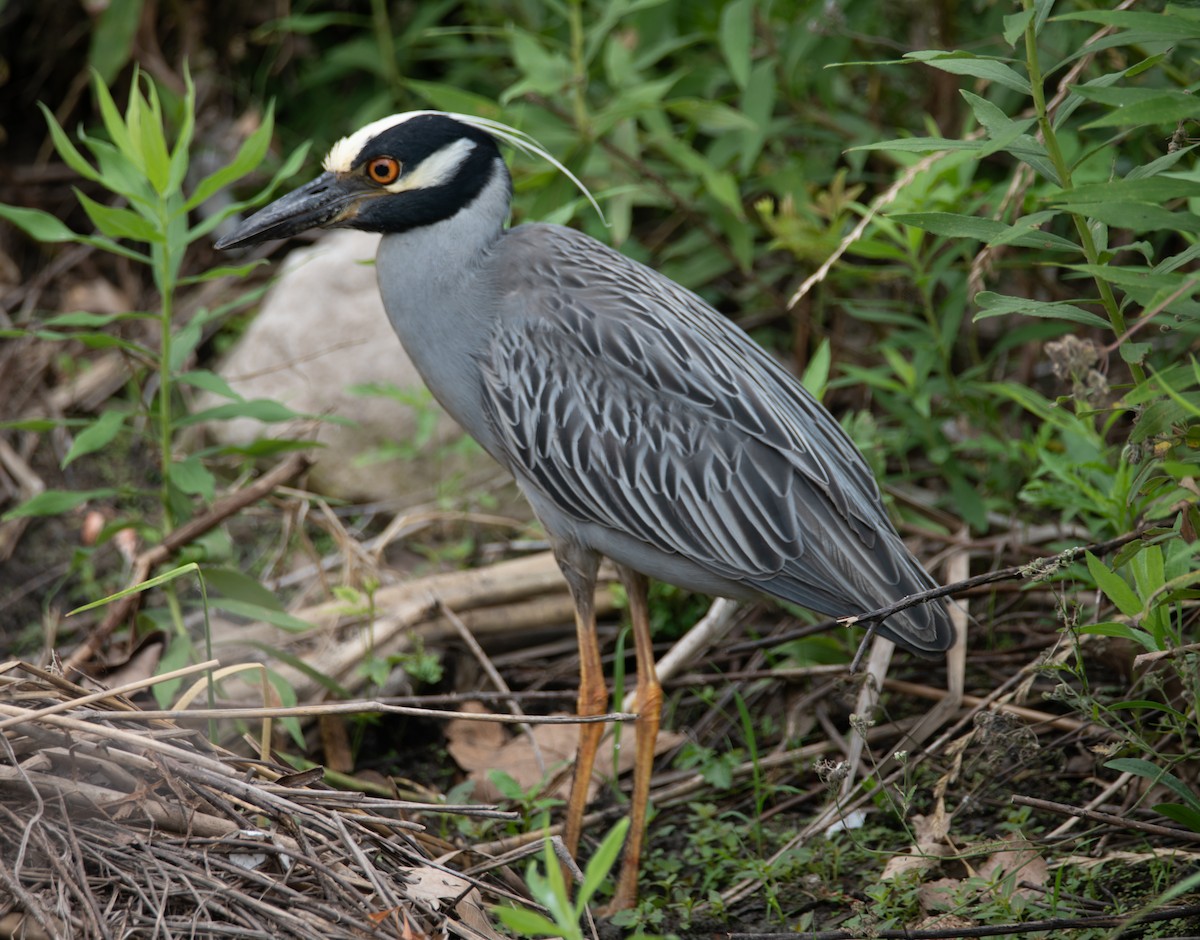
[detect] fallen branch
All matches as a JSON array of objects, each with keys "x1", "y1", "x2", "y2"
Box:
[
  {"x1": 883, "y1": 678, "x2": 1092, "y2": 734},
  {"x1": 1013, "y1": 794, "x2": 1200, "y2": 844},
  {"x1": 214, "y1": 551, "x2": 619, "y2": 702}
]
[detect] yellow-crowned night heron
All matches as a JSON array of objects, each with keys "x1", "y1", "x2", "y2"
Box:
[{"x1": 216, "y1": 111, "x2": 954, "y2": 910}]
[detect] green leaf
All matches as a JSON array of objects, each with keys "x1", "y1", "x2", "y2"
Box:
[
  {"x1": 251, "y1": 11, "x2": 364, "y2": 37},
  {"x1": 1085, "y1": 552, "x2": 1143, "y2": 618},
  {"x1": 186, "y1": 102, "x2": 279, "y2": 211},
  {"x1": 1002, "y1": 9, "x2": 1034, "y2": 47},
  {"x1": 203, "y1": 567, "x2": 285, "y2": 610},
  {"x1": 41, "y1": 310, "x2": 145, "y2": 328},
  {"x1": 486, "y1": 769, "x2": 527, "y2": 801},
  {"x1": 1003, "y1": 135, "x2": 1060, "y2": 184},
  {"x1": 179, "y1": 260, "x2": 268, "y2": 285},
  {"x1": 1109, "y1": 699, "x2": 1190, "y2": 722},
  {"x1": 984, "y1": 381, "x2": 1091, "y2": 435},
  {"x1": 578, "y1": 818, "x2": 630, "y2": 910},
  {"x1": 1054, "y1": 177, "x2": 1200, "y2": 205},
  {"x1": 737, "y1": 60, "x2": 775, "y2": 173},
  {"x1": 88, "y1": 0, "x2": 143, "y2": 83},
  {"x1": 718, "y1": 0, "x2": 754, "y2": 90},
  {"x1": 1119, "y1": 342, "x2": 1151, "y2": 367},
  {"x1": 904, "y1": 51, "x2": 1031, "y2": 95},
  {"x1": 3, "y1": 488, "x2": 120, "y2": 521},
  {"x1": 851, "y1": 137, "x2": 985, "y2": 154},
  {"x1": 169, "y1": 314, "x2": 204, "y2": 373},
  {"x1": 665, "y1": 98, "x2": 757, "y2": 133},
  {"x1": 176, "y1": 370, "x2": 244, "y2": 401},
  {"x1": 1107, "y1": 758, "x2": 1200, "y2": 812},
  {"x1": 218, "y1": 438, "x2": 319, "y2": 459},
  {"x1": 1130, "y1": 545, "x2": 1165, "y2": 603},
  {"x1": 893, "y1": 212, "x2": 1078, "y2": 252},
  {"x1": 92, "y1": 72, "x2": 137, "y2": 165},
  {"x1": 36, "y1": 103, "x2": 104, "y2": 186},
  {"x1": 960, "y1": 91, "x2": 1035, "y2": 151},
  {"x1": 1057, "y1": 263, "x2": 1183, "y2": 293},
  {"x1": 131, "y1": 75, "x2": 171, "y2": 194},
  {"x1": 74, "y1": 189, "x2": 162, "y2": 243},
  {"x1": 1155, "y1": 803, "x2": 1200, "y2": 833},
  {"x1": 78, "y1": 132, "x2": 154, "y2": 206},
  {"x1": 69, "y1": 562, "x2": 202, "y2": 616},
  {"x1": 1084, "y1": 92, "x2": 1200, "y2": 128},
  {"x1": 177, "y1": 399, "x2": 309, "y2": 427},
  {"x1": 1058, "y1": 10, "x2": 1200, "y2": 37},
  {"x1": 1077, "y1": 621, "x2": 1142, "y2": 642},
  {"x1": 208, "y1": 597, "x2": 315, "y2": 632},
  {"x1": 168, "y1": 457, "x2": 216, "y2": 500},
  {"x1": 0, "y1": 204, "x2": 80, "y2": 243},
  {"x1": 32, "y1": 329, "x2": 153, "y2": 359},
  {"x1": 702, "y1": 168, "x2": 745, "y2": 220},
  {"x1": 503, "y1": 29, "x2": 573, "y2": 101},
  {"x1": 189, "y1": 143, "x2": 310, "y2": 243},
  {"x1": 63, "y1": 409, "x2": 127, "y2": 467},
  {"x1": 0, "y1": 419, "x2": 59, "y2": 432},
  {"x1": 800, "y1": 338, "x2": 831, "y2": 400},
  {"x1": 974, "y1": 292, "x2": 1111, "y2": 329},
  {"x1": 406, "y1": 80, "x2": 503, "y2": 119},
  {"x1": 246, "y1": 642, "x2": 350, "y2": 698},
  {"x1": 167, "y1": 65, "x2": 196, "y2": 194},
  {"x1": 494, "y1": 906, "x2": 564, "y2": 938},
  {"x1": 1079, "y1": 202, "x2": 1200, "y2": 235}
]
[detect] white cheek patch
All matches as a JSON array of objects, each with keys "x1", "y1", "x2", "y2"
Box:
[{"x1": 383, "y1": 138, "x2": 477, "y2": 194}]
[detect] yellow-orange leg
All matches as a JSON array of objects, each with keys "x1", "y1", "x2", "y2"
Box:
[
  {"x1": 557, "y1": 550, "x2": 606, "y2": 863},
  {"x1": 607, "y1": 566, "x2": 662, "y2": 912}
]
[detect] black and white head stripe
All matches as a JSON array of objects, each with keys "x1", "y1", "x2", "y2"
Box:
[{"x1": 323, "y1": 111, "x2": 604, "y2": 221}]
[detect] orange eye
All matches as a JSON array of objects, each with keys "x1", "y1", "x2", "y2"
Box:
[{"x1": 366, "y1": 157, "x2": 401, "y2": 184}]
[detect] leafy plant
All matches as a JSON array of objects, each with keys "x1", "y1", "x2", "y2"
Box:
[
  {"x1": 0, "y1": 66, "x2": 309, "y2": 686},
  {"x1": 1107, "y1": 757, "x2": 1200, "y2": 835},
  {"x1": 495, "y1": 818, "x2": 629, "y2": 939}
]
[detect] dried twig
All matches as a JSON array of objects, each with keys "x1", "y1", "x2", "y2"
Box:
[
  {"x1": 1013, "y1": 794, "x2": 1200, "y2": 845},
  {"x1": 0, "y1": 662, "x2": 521, "y2": 940}
]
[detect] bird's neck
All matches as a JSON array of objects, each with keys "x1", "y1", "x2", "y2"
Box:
[{"x1": 374, "y1": 159, "x2": 511, "y2": 433}]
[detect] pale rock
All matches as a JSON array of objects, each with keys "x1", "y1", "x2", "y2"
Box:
[{"x1": 204, "y1": 229, "x2": 479, "y2": 503}]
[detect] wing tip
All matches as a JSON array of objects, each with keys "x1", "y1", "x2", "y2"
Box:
[{"x1": 873, "y1": 596, "x2": 956, "y2": 658}]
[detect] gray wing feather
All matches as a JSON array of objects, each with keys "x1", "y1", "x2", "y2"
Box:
[{"x1": 479, "y1": 225, "x2": 950, "y2": 651}]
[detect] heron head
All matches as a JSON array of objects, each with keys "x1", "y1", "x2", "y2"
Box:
[{"x1": 214, "y1": 112, "x2": 509, "y2": 249}]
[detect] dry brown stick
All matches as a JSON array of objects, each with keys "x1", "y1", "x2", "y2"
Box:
[
  {"x1": 240, "y1": 553, "x2": 617, "y2": 702},
  {"x1": 0, "y1": 765, "x2": 248, "y2": 840},
  {"x1": 0, "y1": 659, "x2": 219, "y2": 733},
  {"x1": 883, "y1": 678, "x2": 1092, "y2": 734},
  {"x1": 73, "y1": 701, "x2": 636, "y2": 726},
  {"x1": 64, "y1": 452, "x2": 311, "y2": 673},
  {"x1": 1012, "y1": 794, "x2": 1200, "y2": 844}
]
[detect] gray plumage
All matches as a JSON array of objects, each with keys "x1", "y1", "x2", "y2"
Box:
[{"x1": 218, "y1": 111, "x2": 953, "y2": 656}]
